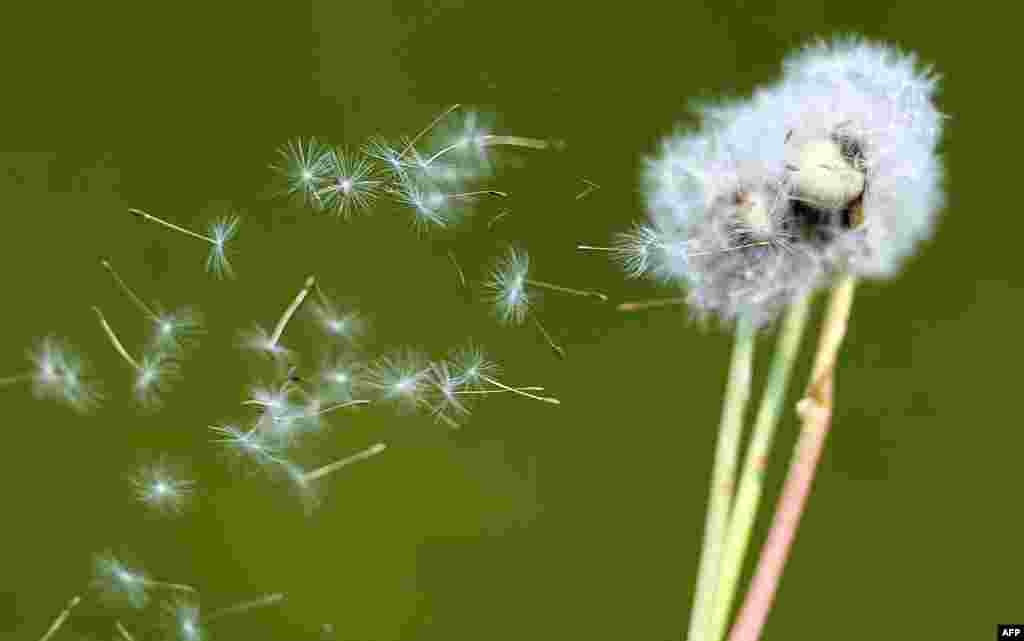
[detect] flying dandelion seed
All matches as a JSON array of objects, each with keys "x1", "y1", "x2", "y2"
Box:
[
  {"x1": 92, "y1": 553, "x2": 195, "y2": 610},
  {"x1": 128, "y1": 209, "x2": 240, "y2": 279},
  {"x1": 315, "y1": 148, "x2": 381, "y2": 218},
  {"x1": 240, "y1": 275, "x2": 316, "y2": 363},
  {"x1": 272, "y1": 138, "x2": 336, "y2": 207},
  {"x1": 286, "y1": 443, "x2": 387, "y2": 511},
  {"x1": 203, "y1": 592, "x2": 285, "y2": 622},
  {"x1": 93, "y1": 306, "x2": 180, "y2": 409},
  {"x1": 210, "y1": 423, "x2": 290, "y2": 473},
  {"x1": 163, "y1": 600, "x2": 203, "y2": 641},
  {"x1": 485, "y1": 246, "x2": 606, "y2": 357},
  {"x1": 449, "y1": 343, "x2": 560, "y2": 405},
  {"x1": 310, "y1": 283, "x2": 366, "y2": 345},
  {"x1": 1, "y1": 337, "x2": 103, "y2": 413},
  {"x1": 130, "y1": 456, "x2": 195, "y2": 517},
  {"x1": 101, "y1": 259, "x2": 204, "y2": 356}
]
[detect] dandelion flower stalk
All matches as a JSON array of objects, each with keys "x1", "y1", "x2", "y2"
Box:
[
  {"x1": 37, "y1": 595, "x2": 81, "y2": 641},
  {"x1": 301, "y1": 442, "x2": 387, "y2": 483},
  {"x1": 687, "y1": 315, "x2": 756, "y2": 641},
  {"x1": 709, "y1": 294, "x2": 813, "y2": 641},
  {"x1": 727, "y1": 274, "x2": 857, "y2": 641}
]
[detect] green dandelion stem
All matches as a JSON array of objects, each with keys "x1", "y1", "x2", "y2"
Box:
[
  {"x1": 686, "y1": 314, "x2": 756, "y2": 641},
  {"x1": 525, "y1": 279, "x2": 608, "y2": 302},
  {"x1": 93, "y1": 306, "x2": 141, "y2": 372},
  {"x1": 270, "y1": 275, "x2": 316, "y2": 347},
  {"x1": 37, "y1": 595, "x2": 81, "y2": 641},
  {"x1": 709, "y1": 295, "x2": 813, "y2": 641},
  {"x1": 726, "y1": 275, "x2": 858, "y2": 641},
  {"x1": 129, "y1": 208, "x2": 217, "y2": 245},
  {"x1": 101, "y1": 259, "x2": 158, "y2": 321},
  {"x1": 480, "y1": 375, "x2": 560, "y2": 405},
  {"x1": 203, "y1": 592, "x2": 285, "y2": 623},
  {"x1": 302, "y1": 443, "x2": 387, "y2": 482}
]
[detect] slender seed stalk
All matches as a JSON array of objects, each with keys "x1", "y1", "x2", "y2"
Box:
[
  {"x1": 480, "y1": 375, "x2": 560, "y2": 405},
  {"x1": 93, "y1": 306, "x2": 141, "y2": 371},
  {"x1": 456, "y1": 386, "x2": 546, "y2": 395},
  {"x1": 617, "y1": 297, "x2": 688, "y2": 312},
  {"x1": 203, "y1": 593, "x2": 285, "y2": 623},
  {"x1": 687, "y1": 315, "x2": 757, "y2": 641},
  {"x1": 270, "y1": 276, "x2": 316, "y2": 347},
  {"x1": 101, "y1": 259, "x2": 158, "y2": 321},
  {"x1": 424, "y1": 134, "x2": 556, "y2": 167},
  {"x1": 302, "y1": 443, "x2": 387, "y2": 482},
  {"x1": 143, "y1": 578, "x2": 198, "y2": 593},
  {"x1": 448, "y1": 190, "x2": 508, "y2": 200},
  {"x1": 0, "y1": 372, "x2": 33, "y2": 386},
  {"x1": 129, "y1": 209, "x2": 217, "y2": 245},
  {"x1": 310, "y1": 399, "x2": 371, "y2": 417},
  {"x1": 38, "y1": 595, "x2": 81, "y2": 641},
  {"x1": 114, "y1": 621, "x2": 137, "y2": 641},
  {"x1": 400, "y1": 104, "x2": 462, "y2": 159},
  {"x1": 709, "y1": 295, "x2": 813, "y2": 641},
  {"x1": 531, "y1": 316, "x2": 565, "y2": 359},
  {"x1": 525, "y1": 279, "x2": 608, "y2": 302},
  {"x1": 417, "y1": 399, "x2": 462, "y2": 429},
  {"x1": 727, "y1": 275, "x2": 857, "y2": 641}
]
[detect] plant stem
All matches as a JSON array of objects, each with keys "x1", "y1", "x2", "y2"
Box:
[
  {"x1": 456, "y1": 386, "x2": 546, "y2": 395},
  {"x1": 38, "y1": 595, "x2": 81, "y2": 641},
  {"x1": 129, "y1": 209, "x2": 217, "y2": 245},
  {"x1": 709, "y1": 295, "x2": 813, "y2": 641},
  {"x1": 93, "y1": 306, "x2": 141, "y2": 371},
  {"x1": 726, "y1": 274, "x2": 857, "y2": 641},
  {"x1": 114, "y1": 621, "x2": 137, "y2": 641},
  {"x1": 686, "y1": 315, "x2": 757, "y2": 641},
  {"x1": 302, "y1": 443, "x2": 387, "y2": 482},
  {"x1": 270, "y1": 276, "x2": 316, "y2": 347}
]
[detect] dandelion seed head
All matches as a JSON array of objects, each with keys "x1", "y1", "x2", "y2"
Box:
[
  {"x1": 318, "y1": 354, "x2": 364, "y2": 402},
  {"x1": 239, "y1": 325, "x2": 293, "y2": 363},
  {"x1": 210, "y1": 424, "x2": 287, "y2": 471},
  {"x1": 393, "y1": 178, "x2": 463, "y2": 230},
  {"x1": 426, "y1": 360, "x2": 470, "y2": 425},
  {"x1": 485, "y1": 247, "x2": 532, "y2": 325},
  {"x1": 448, "y1": 343, "x2": 500, "y2": 388},
  {"x1": 311, "y1": 297, "x2": 366, "y2": 345}
]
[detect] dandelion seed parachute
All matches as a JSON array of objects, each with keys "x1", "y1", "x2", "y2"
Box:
[{"x1": 16, "y1": 337, "x2": 103, "y2": 413}]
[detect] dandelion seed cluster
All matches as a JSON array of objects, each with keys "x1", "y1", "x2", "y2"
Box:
[
  {"x1": 17, "y1": 104, "x2": 572, "y2": 641},
  {"x1": 635, "y1": 37, "x2": 944, "y2": 325}
]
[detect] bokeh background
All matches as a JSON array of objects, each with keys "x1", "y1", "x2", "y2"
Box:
[{"x1": 1, "y1": 1, "x2": 1014, "y2": 639}]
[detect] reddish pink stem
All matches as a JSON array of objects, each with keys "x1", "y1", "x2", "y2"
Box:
[
  {"x1": 727, "y1": 275, "x2": 855, "y2": 641},
  {"x1": 726, "y1": 393, "x2": 833, "y2": 641}
]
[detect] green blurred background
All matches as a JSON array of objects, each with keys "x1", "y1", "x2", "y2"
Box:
[{"x1": 1, "y1": 1, "x2": 1013, "y2": 639}]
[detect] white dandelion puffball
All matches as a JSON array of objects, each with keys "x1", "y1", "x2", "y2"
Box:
[{"x1": 640, "y1": 36, "x2": 944, "y2": 324}]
